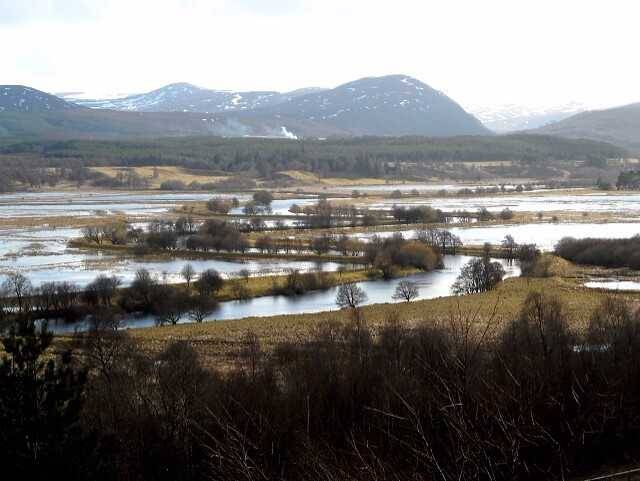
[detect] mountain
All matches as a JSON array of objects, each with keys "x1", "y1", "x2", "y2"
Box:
[
  {"x1": 69, "y1": 84, "x2": 329, "y2": 114},
  {"x1": 532, "y1": 103, "x2": 640, "y2": 152},
  {"x1": 0, "y1": 86, "x2": 80, "y2": 113},
  {"x1": 0, "y1": 76, "x2": 489, "y2": 139},
  {"x1": 471, "y1": 102, "x2": 587, "y2": 132},
  {"x1": 223, "y1": 75, "x2": 490, "y2": 137},
  {"x1": 72, "y1": 83, "x2": 288, "y2": 113}
]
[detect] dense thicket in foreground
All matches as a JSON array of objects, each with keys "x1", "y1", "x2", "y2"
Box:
[
  {"x1": 2, "y1": 292, "x2": 640, "y2": 480},
  {"x1": 555, "y1": 235, "x2": 640, "y2": 269}
]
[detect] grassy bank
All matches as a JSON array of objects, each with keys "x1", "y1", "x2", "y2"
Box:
[{"x1": 55, "y1": 270, "x2": 639, "y2": 370}]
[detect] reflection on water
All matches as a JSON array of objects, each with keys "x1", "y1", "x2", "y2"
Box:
[{"x1": 52, "y1": 256, "x2": 520, "y2": 333}]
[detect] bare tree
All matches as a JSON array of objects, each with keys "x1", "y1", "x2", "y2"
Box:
[
  {"x1": 0, "y1": 285, "x2": 9, "y2": 322},
  {"x1": 238, "y1": 268, "x2": 251, "y2": 283},
  {"x1": 188, "y1": 294, "x2": 217, "y2": 323},
  {"x1": 501, "y1": 234, "x2": 518, "y2": 261},
  {"x1": 180, "y1": 264, "x2": 196, "y2": 289},
  {"x1": 84, "y1": 275, "x2": 120, "y2": 306},
  {"x1": 154, "y1": 290, "x2": 190, "y2": 326},
  {"x1": 2, "y1": 272, "x2": 32, "y2": 313},
  {"x1": 240, "y1": 330, "x2": 261, "y2": 378},
  {"x1": 82, "y1": 226, "x2": 103, "y2": 245},
  {"x1": 392, "y1": 280, "x2": 419, "y2": 302},
  {"x1": 336, "y1": 282, "x2": 368, "y2": 309}
]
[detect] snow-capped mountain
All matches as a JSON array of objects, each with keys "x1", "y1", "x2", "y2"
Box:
[
  {"x1": 469, "y1": 102, "x2": 588, "y2": 132},
  {"x1": 226, "y1": 75, "x2": 490, "y2": 137},
  {"x1": 68, "y1": 83, "x2": 328, "y2": 114},
  {"x1": 0, "y1": 75, "x2": 490, "y2": 139},
  {"x1": 0, "y1": 86, "x2": 80, "y2": 113}
]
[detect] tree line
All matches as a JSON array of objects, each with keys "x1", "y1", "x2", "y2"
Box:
[
  {"x1": 0, "y1": 133, "x2": 625, "y2": 190},
  {"x1": 555, "y1": 236, "x2": 640, "y2": 269}
]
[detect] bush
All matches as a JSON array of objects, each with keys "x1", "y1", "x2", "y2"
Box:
[
  {"x1": 555, "y1": 236, "x2": 640, "y2": 269},
  {"x1": 499, "y1": 208, "x2": 514, "y2": 220},
  {"x1": 452, "y1": 255, "x2": 505, "y2": 294},
  {"x1": 198, "y1": 269, "x2": 224, "y2": 296},
  {"x1": 206, "y1": 197, "x2": 233, "y2": 214},
  {"x1": 477, "y1": 207, "x2": 495, "y2": 221},
  {"x1": 252, "y1": 190, "x2": 273, "y2": 206},
  {"x1": 394, "y1": 242, "x2": 442, "y2": 270},
  {"x1": 159, "y1": 180, "x2": 187, "y2": 190}
]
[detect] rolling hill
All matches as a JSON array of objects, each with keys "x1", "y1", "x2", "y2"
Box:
[{"x1": 532, "y1": 102, "x2": 640, "y2": 152}]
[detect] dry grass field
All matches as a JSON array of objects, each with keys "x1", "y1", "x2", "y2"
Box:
[{"x1": 90, "y1": 166, "x2": 228, "y2": 189}]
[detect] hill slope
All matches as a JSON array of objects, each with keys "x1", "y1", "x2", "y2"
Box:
[
  {"x1": 0, "y1": 86, "x2": 80, "y2": 113},
  {"x1": 532, "y1": 103, "x2": 640, "y2": 152},
  {"x1": 220, "y1": 75, "x2": 490, "y2": 137},
  {"x1": 0, "y1": 109, "x2": 227, "y2": 140}
]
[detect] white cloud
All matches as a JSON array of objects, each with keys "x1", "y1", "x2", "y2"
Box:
[{"x1": 2, "y1": 0, "x2": 639, "y2": 109}]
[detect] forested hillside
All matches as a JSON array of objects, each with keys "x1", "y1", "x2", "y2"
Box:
[{"x1": 0, "y1": 134, "x2": 626, "y2": 192}]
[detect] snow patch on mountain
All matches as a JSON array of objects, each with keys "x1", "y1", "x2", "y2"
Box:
[{"x1": 469, "y1": 101, "x2": 590, "y2": 132}]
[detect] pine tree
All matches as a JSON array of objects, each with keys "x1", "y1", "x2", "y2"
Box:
[{"x1": 0, "y1": 319, "x2": 86, "y2": 477}]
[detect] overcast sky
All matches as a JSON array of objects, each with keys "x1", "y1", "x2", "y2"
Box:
[{"x1": 1, "y1": 0, "x2": 638, "y2": 109}]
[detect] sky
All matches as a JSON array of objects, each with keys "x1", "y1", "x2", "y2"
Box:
[{"x1": 1, "y1": 0, "x2": 639, "y2": 110}]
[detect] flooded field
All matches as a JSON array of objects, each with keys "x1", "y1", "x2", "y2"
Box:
[
  {"x1": 0, "y1": 191, "x2": 246, "y2": 218},
  {"x1": 52, "y1": 255, "x2": 520, "y2": 332},
  {"x1": 3, "y1": 188, "x2": 640, "y2": 325},
  {"x1": 367, "y1": 192, "x2": 640, "y2": 214},
  {"x1": 230, "y1": 197, "x2": 321, "y2": 216},
  {"x1": 354, "y1": 222, "x2": 640, "y2": 251},
  {"x1": 0, "y1": 234, "x2": 351, "y2": 287},
  {"x1": 584, "y1": 279, "x2": 640, "y2": 291},
  {"x1": 332, "y1": 183, "x2": 545, "y2": 193}
]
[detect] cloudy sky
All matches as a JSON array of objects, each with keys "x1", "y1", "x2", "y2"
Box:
[{"x1": 1, "y1": 0, "x2": 638, "y2": 109}]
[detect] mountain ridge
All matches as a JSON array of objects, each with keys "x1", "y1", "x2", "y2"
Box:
[{"x1": 0, "y1": 75, "x2": 490, "y2": 139}]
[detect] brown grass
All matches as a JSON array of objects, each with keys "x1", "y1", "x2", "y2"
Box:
[
  {"x1": 90, "y1": 166, "x2": 228, "y2": 189},
  {"x1": 55, "y1": 272, "x2": 640, "y2": 371}
]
